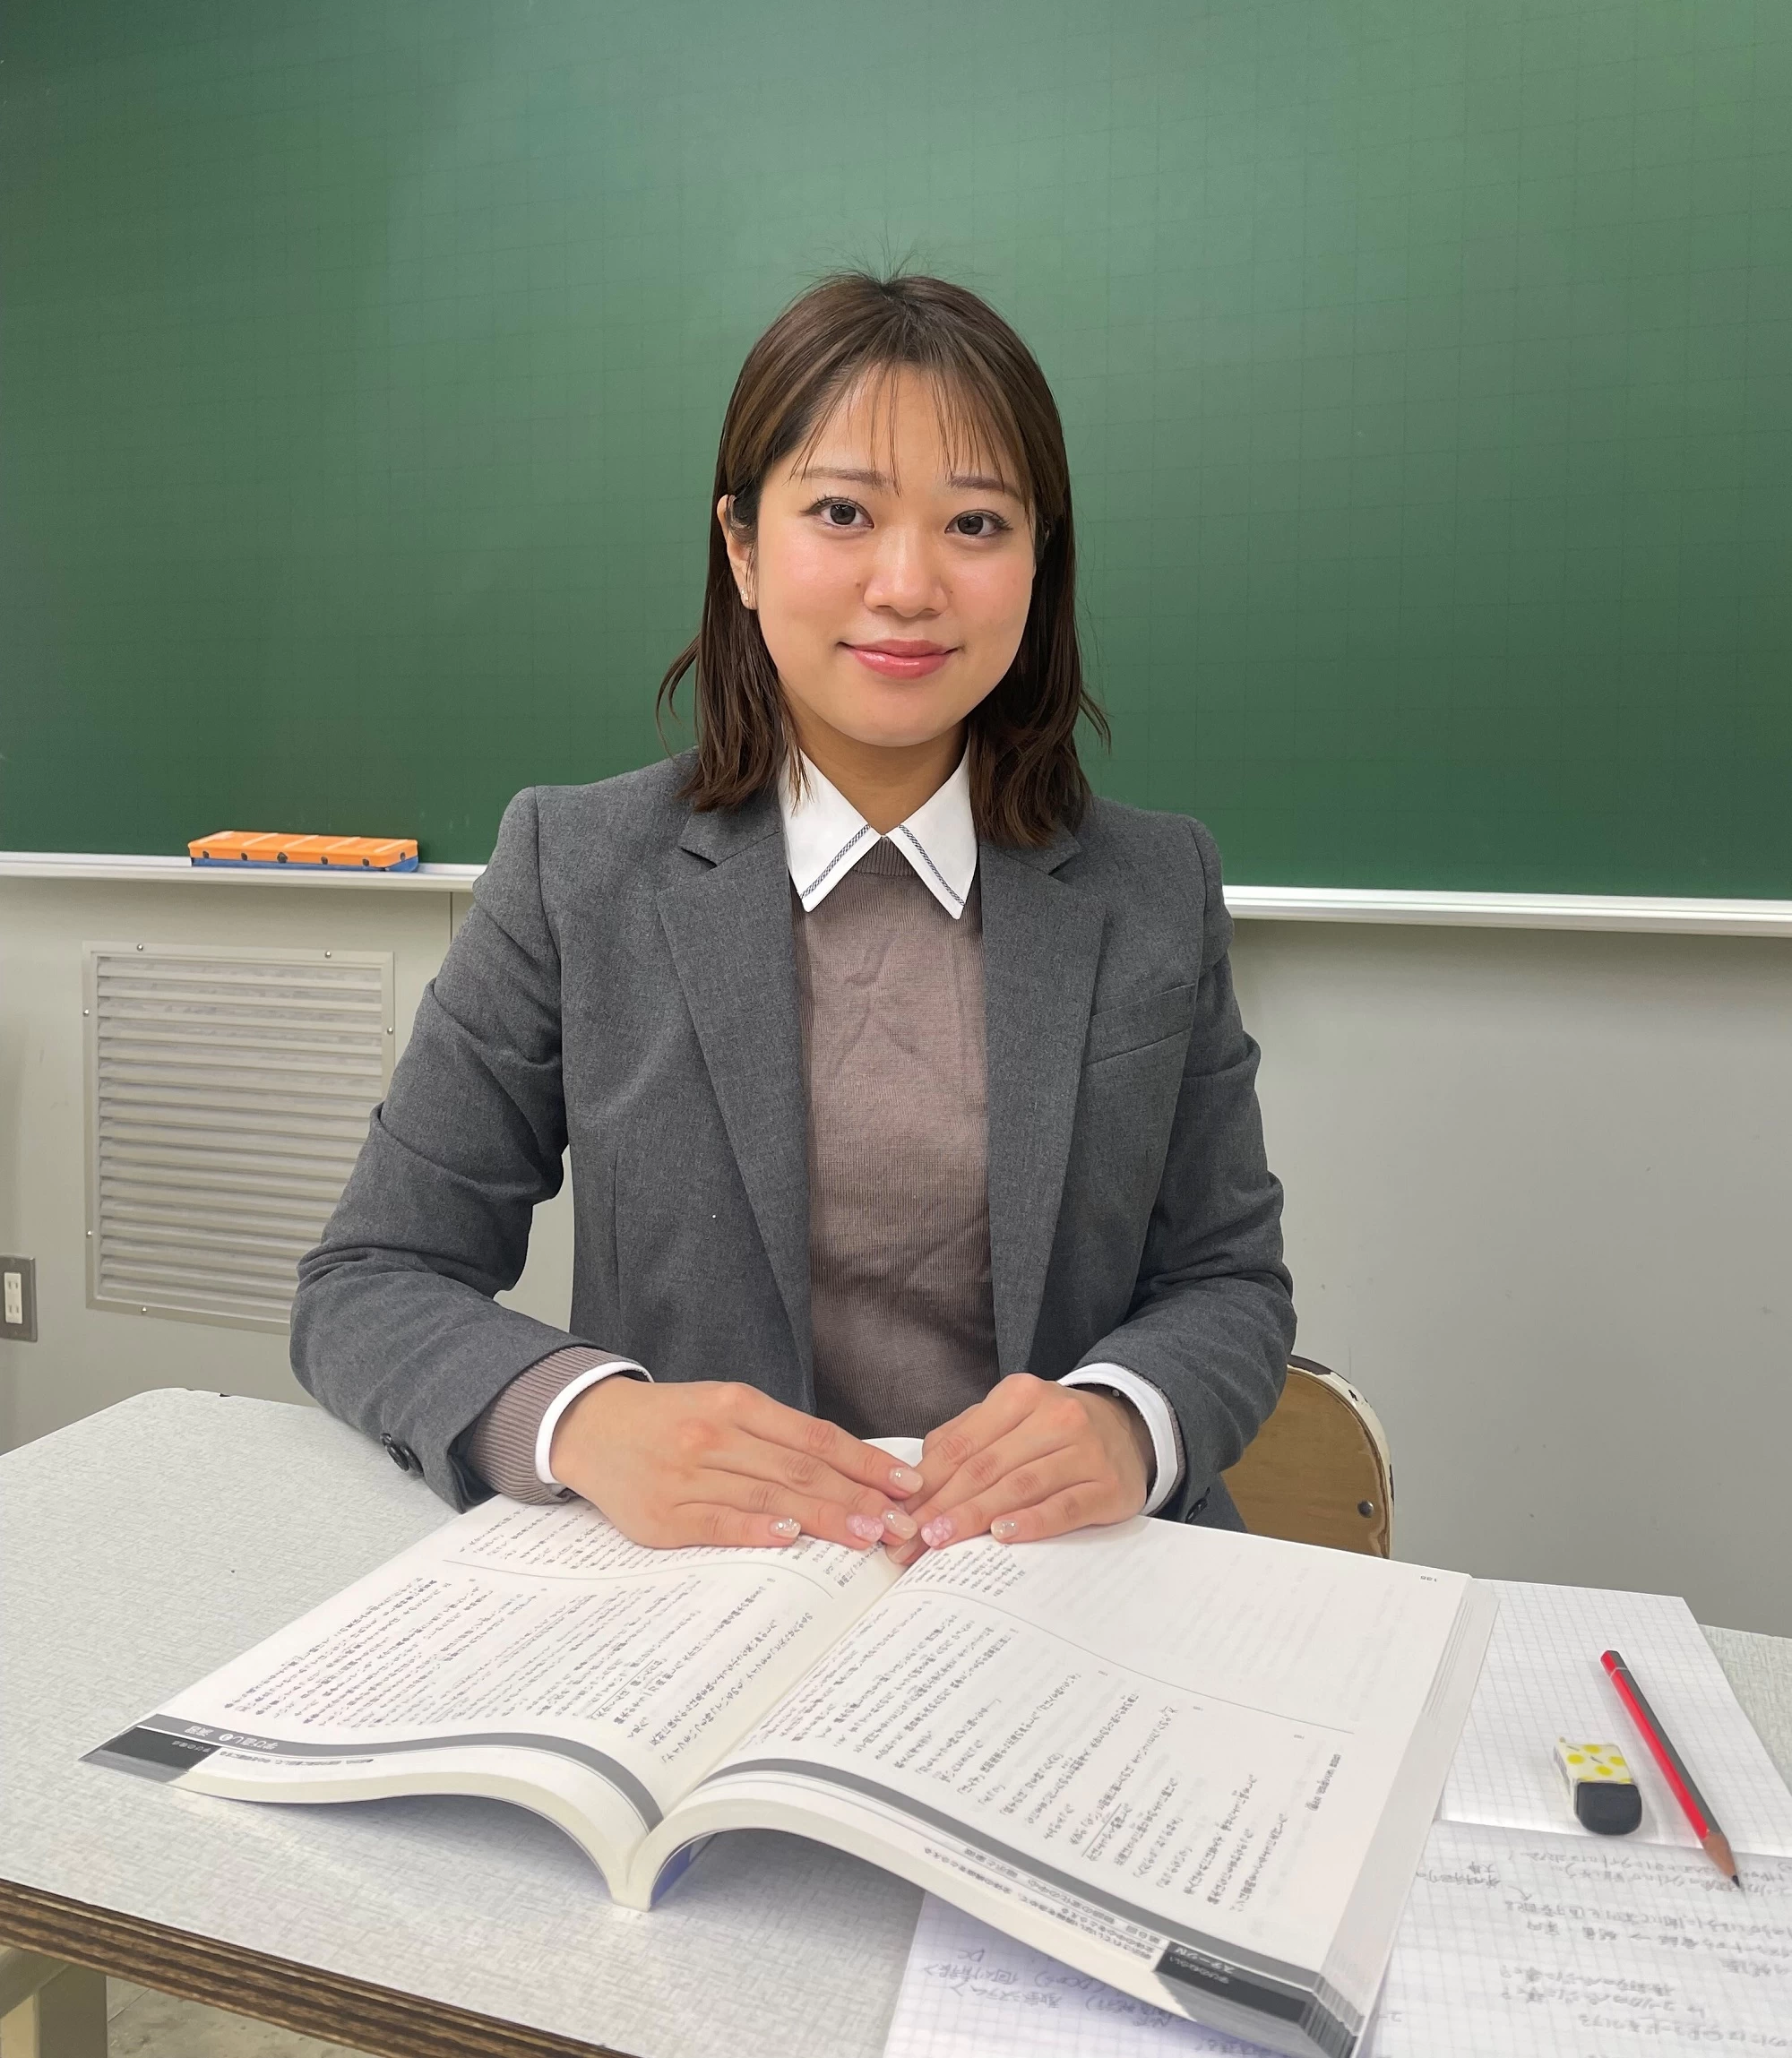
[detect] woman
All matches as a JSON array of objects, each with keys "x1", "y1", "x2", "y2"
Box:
[{"x1": 293, "y1": 272, "x2": 1295, "y2": 1565}]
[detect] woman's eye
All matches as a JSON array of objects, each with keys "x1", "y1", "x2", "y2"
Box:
[
  {"x1": 950, "y1": 511, "x2": 1009, "y2": 538},
  {"x1": 822, "y1": 499, "x2": 864, "y2": 527}
]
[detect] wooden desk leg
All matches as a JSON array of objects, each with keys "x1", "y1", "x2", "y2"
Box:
[{"x1": 0, "y1": 1952, "x2": 107, "y2": 2058}]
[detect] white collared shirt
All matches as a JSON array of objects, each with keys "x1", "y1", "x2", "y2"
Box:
[{"x1": 780, "y1": 751, "x2": 978, "y2": 919}]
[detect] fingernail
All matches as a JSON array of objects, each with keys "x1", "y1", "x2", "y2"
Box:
[
  {"x1": 883, "y1": 1508, "x2": 918, "y2": 1540},
  {"x1": 769, "y1": 1517, "x2": 800, "y2": 1537},
  {"x1": 847, "y1": 1514, "x2": 883, "y2": 1543},
  {"x1": 889, "y1": 1465, "x2": 924, "y2": 1494},
  {"x1": 992, "y1": 1518, "x2": 1019, "y2": 1541},
  {"x1": 920, "y1": 1517, "x2": 954, "y2": 1548}
]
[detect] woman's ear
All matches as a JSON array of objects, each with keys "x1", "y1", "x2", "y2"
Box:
[{"x1": 718, "y1": 495, "x2": 756, "y2": 609}]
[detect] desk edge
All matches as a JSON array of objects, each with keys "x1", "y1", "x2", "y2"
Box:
[{"x1": 0, "y1": 1879, "x2": 633, "y2": 2058}]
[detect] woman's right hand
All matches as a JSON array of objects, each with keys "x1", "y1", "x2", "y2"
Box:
[{"x1": 547, "y1": 1376, "x2": 924, "y2": 1552}]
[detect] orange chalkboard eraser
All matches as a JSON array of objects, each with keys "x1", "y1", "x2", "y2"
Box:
[{"x1": 188, "y1": 832, "x2": 418, "y2": 872}]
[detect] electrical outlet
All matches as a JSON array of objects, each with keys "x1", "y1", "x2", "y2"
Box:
[{"x1": 1, "y1": 1257, "x2": 37, "y2": 1342}]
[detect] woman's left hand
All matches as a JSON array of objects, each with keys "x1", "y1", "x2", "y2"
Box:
[{"x1": 885, "y1": 1373, "x2": 1153, "y2": 1568}]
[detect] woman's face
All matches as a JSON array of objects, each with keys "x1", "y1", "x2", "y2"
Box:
[{"x1": 721, "y1": 366, "x2": 1037, "y2": 762}]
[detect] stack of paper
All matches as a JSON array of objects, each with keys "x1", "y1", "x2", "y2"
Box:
[
  {"x1": 883, "y1": 1580, "x2": 1792, "y2": 2058},
  {"x1": 1440, "y1": 1581, "x2": 1792, "y2": 1850}
]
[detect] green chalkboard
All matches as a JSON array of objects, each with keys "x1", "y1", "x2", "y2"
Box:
[{"x1": 3, "y1": 0, "x2": 1788, "y2": 891}]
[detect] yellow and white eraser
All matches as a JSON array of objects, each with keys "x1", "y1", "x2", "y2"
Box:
[{"x1": 1555, "y1": 1738, "x2": 1642, "y2": 1835}]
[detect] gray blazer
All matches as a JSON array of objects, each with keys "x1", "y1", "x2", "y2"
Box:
[{"x1": 291, "y1": 755, "x2": 1296, "y2": 1523}]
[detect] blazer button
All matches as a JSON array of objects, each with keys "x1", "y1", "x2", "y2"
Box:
[{"x1": 382, "y1": 1434, "x2": 419, "y2": 1475}]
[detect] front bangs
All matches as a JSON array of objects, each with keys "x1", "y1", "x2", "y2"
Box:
[{"x1": 792, "y1": 350, "x2": 1035, "y2": 515}]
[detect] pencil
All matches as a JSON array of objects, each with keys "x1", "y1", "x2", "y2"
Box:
[{"x1": 1601, "y1": 1648, "x2": 1743, "y2": 1888}]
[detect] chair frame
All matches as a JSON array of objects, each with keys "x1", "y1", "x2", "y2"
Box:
[{"x1": 1220, "y1": 1356, "x2": 1395, "y2": 1556}]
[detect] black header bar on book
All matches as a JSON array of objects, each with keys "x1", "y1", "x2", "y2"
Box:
[
  {"x1": 1157, "y1": 1941, "x2": 1357, "y2": 2058},
  {"x1": 85, "y1": 1713, "x2": 663, "y2": 1830},
  {"x1": 83, "y1": 1725, "x2": 220, "y2": 1782}
]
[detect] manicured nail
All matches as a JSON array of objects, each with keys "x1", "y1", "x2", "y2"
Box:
[
  {"x1": 889, "y1": 1465, "x2": 924, "y2": 1494},
  {"x1": 847, "y1": 1514, "x2": 883, "y2": 1543},
  {"x1": 883, "y1": 1508, "x2": 918, "y2": 1540},
  {"x1": 920, "y1": 1517, "x2": 954, "y2": 1548},
  {"x1": 991, "y1": 1518, "x2": 1019, "y2": 1541},
  {"x1": 769, "y1": 1517, "x2": 800, "y2": 1537}
]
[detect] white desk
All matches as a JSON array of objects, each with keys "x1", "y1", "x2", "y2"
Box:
[{"x1": 4, "y1": 1391, "x2": 1788, "y2": 2058}]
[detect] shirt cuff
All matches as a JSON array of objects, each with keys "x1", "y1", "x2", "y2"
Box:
[
  {"x1": 536, "y1": 1356, "x2": 650, "y2": 1487},
  {"x1": 1061, "y1": 1364, "x2": 1185, "y2": 1516},
  {"x1": 463, "y1": 1346, "x2": 649, "y2": 1503}
]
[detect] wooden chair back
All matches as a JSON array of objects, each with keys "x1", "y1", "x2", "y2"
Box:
[{"x1": 1220, "y1": 1356, "x2": 1393, "y2": 1556}]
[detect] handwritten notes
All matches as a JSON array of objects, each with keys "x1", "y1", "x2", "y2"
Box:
[
  {"x1": 884, "y1": 1827, "x2": 1792, "y2": 2058},
  {"x1": 883, "y1": 1890, "x2": 1274, "y2": 2057},
  {"x1": 1374, "y1": 1821, "x2": 1792, "y2": 2055}
]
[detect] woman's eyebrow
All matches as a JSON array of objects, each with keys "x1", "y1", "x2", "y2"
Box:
[
  {"x1": 798, "y1": 465, "x2": 892, "y2": 488},
  {"x1": 798, "y1": 463, "x2": 1022, "y2": 498}
]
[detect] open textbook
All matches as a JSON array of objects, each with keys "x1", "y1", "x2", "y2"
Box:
[{"x1": 88, "y1": 1493, "x2": 1495, "y2": 2058}]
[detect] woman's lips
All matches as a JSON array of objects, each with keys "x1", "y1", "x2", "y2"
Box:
[{"x1": 845, "y1": 641, "x2": 955, "y2": 679}]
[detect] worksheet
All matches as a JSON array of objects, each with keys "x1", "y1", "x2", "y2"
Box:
[
  {"x1": 886, "y1": 1828, "x2": 1792, "y2": 2058},
  {"x1": 1373, "y1": 1822, "x2": 1792, "y2": 2057},
  {"x1": 884, "y1": 1890, "x2": 1274, "y2": 2056}
]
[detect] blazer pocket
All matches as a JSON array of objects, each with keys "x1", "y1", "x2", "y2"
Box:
[{"x1": 1083, "y1": 984, "x2": 1197, "y2": 1066}]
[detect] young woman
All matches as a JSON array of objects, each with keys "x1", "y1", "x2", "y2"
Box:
[{"x1": 293, "y1": 272, "x2": 1295, "y2": 1565}]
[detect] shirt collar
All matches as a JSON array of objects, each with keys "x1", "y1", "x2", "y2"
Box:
[{"x1": 779, "y1": 751, "x2": 978, "y2": 919}]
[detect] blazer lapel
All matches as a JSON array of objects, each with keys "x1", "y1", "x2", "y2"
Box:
[
  {"x1": 657, "y1": 799, "x2": 813, "y2": 1394},
  {"x1": 979, "y1": 833, "x2": 1106, "y2": 1374}
]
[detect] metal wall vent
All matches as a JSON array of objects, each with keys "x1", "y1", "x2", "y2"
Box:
[{"x1": 84, "y1": 944, "x2": 394, "y2": 1330}]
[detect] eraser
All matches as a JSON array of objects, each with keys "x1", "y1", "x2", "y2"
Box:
[
  {"x1": 1555, "y1": 1738, "x2": 1643, "y2": 1835},
  {"x1": 189, "y1": 832, "x2": 418, "y2": 872}
]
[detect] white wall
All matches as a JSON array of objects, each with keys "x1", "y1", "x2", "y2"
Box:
[
  {"x1": 3, "y1": 877, "x2": 1787, "y2": 1633},
  {"x1": 1233, "y1": 921, "x2": 1792, "y2": 1636}
]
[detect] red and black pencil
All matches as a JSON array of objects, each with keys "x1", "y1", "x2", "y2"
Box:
[{"x1": 1601, "y1": 1648, "x2": 1743, "y2": 1888}]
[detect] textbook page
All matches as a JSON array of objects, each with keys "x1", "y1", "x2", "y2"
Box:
[
  {"x1": 673, "y1": 1520, "x2": 1487, "y2": 2056},
  {"x1": 87, "y1": 1495, "x2": 899, "y2": 1887},
  {"x1": 1443, "y1": 1580, "x2": 1792, "y2": 1856}
]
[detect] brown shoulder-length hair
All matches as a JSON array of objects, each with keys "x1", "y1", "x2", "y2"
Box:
[{"x1": 658, "y1": 271, "x2": 1106, "y2": 848}]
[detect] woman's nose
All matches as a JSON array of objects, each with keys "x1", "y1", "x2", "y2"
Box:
[{"x1": 861, "y1": 526, "x2": 944, "y2": 616}]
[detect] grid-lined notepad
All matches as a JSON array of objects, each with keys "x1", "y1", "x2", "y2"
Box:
[
  {"x1": 1372, "y1": 1824, "x2": 1792, "y2": 2056},
  {"x1": 883, "y1": 1891, "x2": 1272, "y2": 2057},
  {"x1": 888, "y1": 1830, "x2": 1792, "y2": 2058},
  {"x1": 1442, "y1": 1581, "x2": 1792, "y2": 1856}
]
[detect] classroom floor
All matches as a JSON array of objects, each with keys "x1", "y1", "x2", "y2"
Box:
[{"x1": 108, "y1": 1983, "x2": 375, "y2": 2058}]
